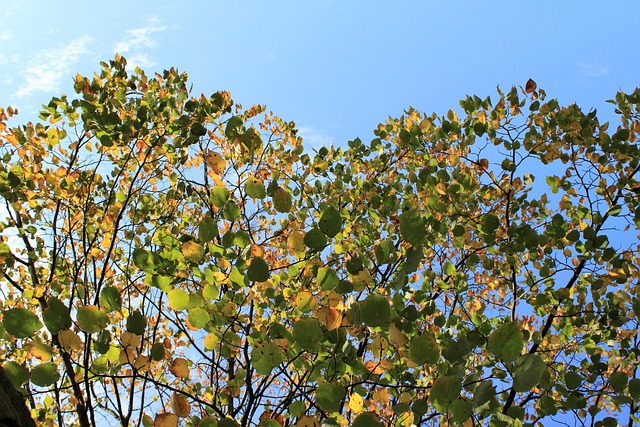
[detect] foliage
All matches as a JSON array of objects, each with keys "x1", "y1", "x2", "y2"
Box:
[{"x1": 1, "y1": 56, "x2": 640, "y2": 427}]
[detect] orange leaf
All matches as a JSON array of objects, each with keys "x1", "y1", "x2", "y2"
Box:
[
  {"x1": 170, "y1": 392, "x2": 191, "y2": 418},
  {"x1": 169, "y1": 358, "x2": 189, "y2": 378}
]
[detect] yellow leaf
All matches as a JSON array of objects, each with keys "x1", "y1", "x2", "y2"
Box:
[
  {"x1": 58, "y1": 329, "x2": 83, "y2": 352},
  {"x1": 435, "y1": 182, "x2": 447, "y2": 196},
  {"x1": 348, "y1": 393, "x2": 364, "y2": 413},
  {"x1": 317, "y1": 306, "x2": 342, "y2": 331},
  {"x1": 295, "y1": 291, "x2": 318, "y2": 313},
  {"x1": 170, "y1": 392, "x2": 191, "y2": 418},
  {"x1": 24, "y1": 340, "x2": 53, "y2": 362},
  {"x1": 154, "y1": 413, "x2": 178, "y2": 427},
  {"x1": 287, "y1": 230, "x2": 305, "y2": 253},
  {"x1": 372, "y1": 388, "x2": 390, "y2": 405},
  {"x1": 169, "y1": 358, "x2": 189, "y2": 378},
  {"x1": 295, "y1": 415, "x2": 320, "y2": 427},
  {"x1": 121, "y1": 331, "x2": 141, "y2": 348},
  {"x1": 181, "y1": 241, "x2": 204, "y2": 263},
  {"x1": 134, "y1": 355, "x2": 150, "y2": 372},
  {"x1": 389, "y1": 323, "x2": 406, "y2": 347},
  {"x1": 205, "y1": 151, "x2": 226, "y2": 175}
]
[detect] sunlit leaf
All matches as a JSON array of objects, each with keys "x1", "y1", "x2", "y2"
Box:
[
  {"x1": 272, "y1": 187, "x2": 292, "y2": 213},
  {"x1": 76, "y1": 305, "x2": 108, "y2": 334},
  {"x1": 168, "y1": 289, "x2": 190, "y2": 311},
  {"x1": 170, "y1": 392, "x2": 191, "y2": 418},
  {"x1": 169, "y1": 358, "x2": 189, "y2": 378},
  {"x1": 100, "y1": 287, "x2": 122, "y2": 312}
]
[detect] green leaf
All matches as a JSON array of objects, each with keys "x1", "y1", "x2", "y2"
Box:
[
  {"x1": 304, "y1": 227, "x2": 327, "y2": 251},
  {"x1": 488, "y1": 321, "x2": 523, "y2": 362},
  {"x1": 126, "y1": 310, "x2": 147, "y2": 335},
  {"x1": 247, "y1": 257, "x2": 270, "y2": 282},
  {"x1": 168, "y1": 289, "x2": 190, "y2": 310},
  {"x1": 361, "y1": 293, "x2": 390, "y2": 328},
  {"x1": 4, "y1": 362, "x2": 29, "y2": 388},
  {"x1": 43, "y1": 298, "x2": 72, "y2": 335},
  {"x1": 245, "y1": 177, "x2": 266, "y2": 199},
  {"x1": 225, "y1": 115, "x2": 244, "y2": 140},
  {"x1": 409, "y1": 333, "x2": 440, "y2": 366},
  {"x1": 272, "y1": 187, "x2": 292, "y2": 213},
  {"x1": 30, "y1": 362, "x2": 59, "y2": 387},
  {"x1": 430, "y1": 376, "x2": 461, "y2": 413},
  {"x1": 352, "y1": 413, "x2": 384, "y2": 427},
  {"x1": 613, "y1": 128, "x2": 630, "y2": 142},
  {"x1": 252, "y1": 341, "x2": 284, "y2": 375},
  {"x1": 451, "y1": 398, "x2": 473, "y2": 423},
  {"x1": 203, "y1": 284, "x2": 219, "y2": 301},
  {"x1": 151, "y1": 342, "x2": 165, "y2": 361},
  {"x1": 565, "y1": 371, "x2": 582, "y2": 390},
  {"x1": 288, "y1": 401, "x2": 306, "y2": 417},
  {"x1": 76, "y1": 305, "x2": 109, "y2": 334},
  {"x1": 293, "y1": 318, "x2": 323, "y2": 351},
  {"x1": 99, "y1": 287, "x2": 122, "y2": 312},
  {"x1": 399, "y1": 210, "x2": 426, "y2": 246},
  {"x1": 443, "y1": 261, "x2": 456, "y2": 276},
  {"x1": 315, "y1": 383, "x2": 346, "y2": 413},
  {"x1": 211, "y1": 186, "x2": 230, "y2": 208},
  {"x1": 318, "y1": 206, "x2": 341, "y2": 238},
  {"x1": 199, "y1": 217, "x2": 218, "y2": 242},
  {"x1": 629, "y1": 378, "x2": 640, "y2": 399},
  {"x1": 3, "y1": 307, "x2": 43, "y2": 338},
  {"x1": 609, "y1": 371, "x2": 628, "y2": 393},
  {"x1": 187, "y1": 308, "x2": 210, "y2": 329},
  {"x1": 513, "y1": 354, "x2": 546, "y2": 392},
  {"x1": 317, "y1": 267, "x2": 339, "y2": 291}
]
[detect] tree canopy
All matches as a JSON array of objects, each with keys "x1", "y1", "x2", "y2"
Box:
[{"x1": 1, "y1": 56, "x2": 640, "y2": 427}]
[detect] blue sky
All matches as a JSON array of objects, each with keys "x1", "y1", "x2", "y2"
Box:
[{"x1": 1, "y1": 1, "x2": 638, "y2": 149}]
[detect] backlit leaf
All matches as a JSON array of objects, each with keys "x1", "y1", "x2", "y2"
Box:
[
  {"x1": 3, "y1": 307, "x2": 42, "y2": 339},
  {"x1": 488, "y1": 321, "x2": 523, "y2": 362},
  {"x1": 76, "y1": 305, "x2": 108, "y2": 334},
  {"x1": 30, "y1": 362, "x2": 59, "y2": 387}
]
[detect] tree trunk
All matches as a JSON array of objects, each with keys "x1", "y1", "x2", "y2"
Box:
[{"x1": 0, "y1": 366, "x2": 36, "y2": 427}]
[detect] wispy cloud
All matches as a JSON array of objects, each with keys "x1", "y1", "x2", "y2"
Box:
[
  {"x1": 113, "y1": 17, "x2": 175, "y2": 69},
  {"x1": 14, "y1": 35, "x2": 93, "y2": 98},
  {"x1": 298, "y1": 126, "x2": 333, "y2": 151},
  {"x1": 577, "y1": 62, "x2": 608, "y2": 79}
]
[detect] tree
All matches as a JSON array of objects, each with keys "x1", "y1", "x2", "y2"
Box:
[{"x1": 1, "y1": 57, "x2": 640, "y2": 427}]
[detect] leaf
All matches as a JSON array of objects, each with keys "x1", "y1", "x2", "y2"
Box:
[
  {"x1": 488, "y1": 321, "x2": 523, "y2": 362},
  {"x1": 58, "y1": 329, "x2": 83, "y2": 352},
  {"x1": 318, "y1": 206, "x2": 341, "y2": 238},
  {"x1": 181, "y1": 241, "x2": 205, "y2": 263},
  {"x1": 245, "y1": 177, "x2": 266, "y2": 199},
  {"x1": 303, "y1": 227, "x2": 327, "y2": 251},
  {"x1": 127, "y1": 310, "x2": 147, "y2": 335},
  {"x1": 295, "y1": 291, "x2": 318, "y2": 313},
  {"x1": 294, "y1": 416, "x2": 320, "y2": 427},
  {"x1": 211, "y1": 186, "x2": 230, "y2": 207},
  {"x1": 3, "y1": 307, "x2": 43, "y2": 338},
  {"x1": 43, "y1": 298, "x2": 72, "y2": 334},
  {"x1": 409, "y1": 334, "x2": 440, "y2": 365},
  {"x1": 317, "y1": 267, "x2": 339, "y2": 291},
  {"x1": 100, "y1": 287, "x2": 122, "y2": 312},
  {"x1": 30, "y1": 362, "x2": 59, "y2": 387},
  {"x1": 361, "y1": 293, "x2": 390, "y2": 328},
  {"x1": 525, "y1": 78, "x2": 537, "y2": 94},
  {"x1": 317, "y1": 306, "x2": 342, "y2": 331},
  {"x1": 186, "y1": 308, "x2": 210, "y2": 329},
  {"x1": 199, "y1": 217, "x2": 218, "y2": 242},
  {"x1": 169, "y1": 358, "x2": 189, "y2": 378},
  {"x1": 352, "y1": 413, "x2": 384, "y2": 427},
  {"x1": 399, "y1": 210, "x2": 426, "y2": 246},
  {"x1": 287, "y1": 230, "x2": 306, "y2": 253},
  {"x1": 205, "y1": 151, "x2": 226, "y2": 175},
  {"x1": 253, "y1": 341, "x2": 284, "y2": 375},
  {"x1": 293, "y1": 318, "x2": 323, "y2": 351},
  {"x1": 429, "y1": 376, "x2": 461, "y2": 413},
  {"x1": 272, "y1": 187, "x2": 292, "y2": 213},
  {"x1": 315, "y1": 383, "x2": 346, "y2": 413},
  {"x1": 168, "y1": 289, "x2": 190, "y2": 311},
  {"x1": 4, "y1": 362, "x2": 29, "y2": 388},
  {"x1": 76, "y1": 305, "x2": 108, "y2": 334},
  {"x1": 170, "y1": 392, "x2": 191, "y2": 418},
  {"x1": 154, "y1": 413, "x2": 179, "y2": 427},
  {"x1": 513, "y1": 354, "x2": 546, "y2": 392},
  {"x1": 247, "y1": 256, "x2": 270, "y2": 282}
]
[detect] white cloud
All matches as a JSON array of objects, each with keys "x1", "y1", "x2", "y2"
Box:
[
  {"x1": 298, "y1": 126, "x2": 333, "y2": 151},
  {"x1": 113, "y1": 17, "x2": 175, "y2": 71},
  {"x1": 15, "y1": 35, "x2": 93, "y2": 98},
  {"x1": 577, "y1": 62, "x2": 608, "y2": 78},
  {"x1": 114, "y1": 19, "x2": 171, "y2": 54}
]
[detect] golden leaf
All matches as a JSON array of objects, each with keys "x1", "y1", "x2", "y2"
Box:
[
  {"x1": 58, "y1": 329, "x2": 83, "y2": 352},
  {"x1": 348, "y1": 392, "x2": 364, "y2": 413},
  {"x1": 205, "y1": 151, "x2": 226, "y2": 175},
  {"x1": 154, "y1": 413, "x2": 178, "y2": 427},
  {"x1": 295, "y1": 415, "x2": 320, "y2": 427},
  {"x1": 317, "y1": 306, "x2": 342, "y2": 331},
  {"x1": 170, "y1": 392, "x2": 191, "y2": 418},
  {"x1": 169, "y1": 358, "x2": 189, "y2": 378}
]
